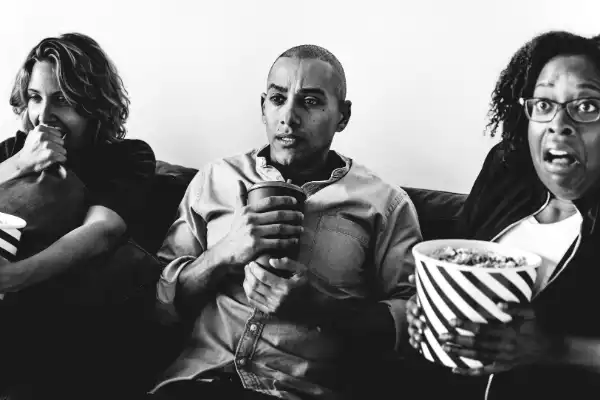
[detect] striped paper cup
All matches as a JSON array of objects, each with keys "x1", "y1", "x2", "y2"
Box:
[
  {"x1": 0, "y1": 212, "x2": 26, "y2": 299},
  {"x1": 412, "y1": 239, "x2": 541, "y2": 369}
]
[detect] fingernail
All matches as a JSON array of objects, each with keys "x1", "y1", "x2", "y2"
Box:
[
  {"x1": 497, "y1": 302, "x2": 507, "y2": 310},
  {"x1": 450, "y1": 319, "x2": 460, "y2": 327},
  {"x1": 443, "y1": 345, "x2": 452, "y2": 352}
]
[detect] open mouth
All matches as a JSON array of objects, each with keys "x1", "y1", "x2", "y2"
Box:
[
  {"x1": 543, "y1": 149, "x2": 579, "y2": 169},
  {"x1": 276, "y1": 135, "x2": 301, "y2": 146}
]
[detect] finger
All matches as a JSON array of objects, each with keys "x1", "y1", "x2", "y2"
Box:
[
  {"x1": 243, "y1": 268, "x2": 271, "y2": 303},
  {"x1": 36, "y1": 123, "x2": 64, "y2": 138},
  {"x1": 269, "y1": 257, "x2": 306, "y2": 274},
  {"x1": 46, "y1": 142, "x2": 67, "y2": 156},
  {"x1": 451, "y1": 367, "x2": 488, "y2": 377},
  {"x1": 238, "y1": 181, "x2": 248, "y2": 207},
  {"x1": 250, "y1": 196, "x2": 301, "y2": 213},
  {"x1": 253, "y1": 209, "x2": 304, "y2": 225},
  {"x1": 258, "y1": 237, "x2": 300, "y2": 253},
  {"x1": 255, "y1": 223, "x2": 303, "y2": 238},
  {"x1": 450, "y1": 319, "x2": 488, "y2": 335},
  {"x1": 499, "y1": 302, "x2": 535, "y2": 320},
  {"x1": 247, "y1": 262, "x2": 282, "y2": 290},
  {"x1": 443, "y1": 343, "x2": 504, "y2": 363}
]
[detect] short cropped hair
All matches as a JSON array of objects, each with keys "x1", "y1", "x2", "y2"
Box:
[
  {"x1": 10, "y1": 32, "x2": 130, "y2": 144},
  {"x1": 273, "y1": 44, "x2": 347, "y2": 101}
]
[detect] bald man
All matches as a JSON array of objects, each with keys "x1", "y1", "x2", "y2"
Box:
[{"x1": 151, "y1": 45, "x2": 422, "y2": 400}]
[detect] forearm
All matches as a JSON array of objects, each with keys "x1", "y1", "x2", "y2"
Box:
[
  {"x1": 0, "y1": 155, "x2": 25, "y2": 185},
  {"x1": 0, "y1": 220, "x2": 123, "y2": 292},
  {"x1": 174, "y1": 246, "x2": 233, "y2": 313}
]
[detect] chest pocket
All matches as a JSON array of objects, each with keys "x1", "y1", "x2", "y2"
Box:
[{"x1": 307, "y1": 215, "x2": 370, "y2": 287}]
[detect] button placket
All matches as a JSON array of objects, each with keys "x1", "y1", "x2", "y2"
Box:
[{"x1": 234, "y1": 310, "x2": 268, "y2": 389}]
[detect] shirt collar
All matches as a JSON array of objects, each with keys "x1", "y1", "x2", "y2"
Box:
[{"x1": 253, "y1": 145, "x2": 352, "y2": 195}]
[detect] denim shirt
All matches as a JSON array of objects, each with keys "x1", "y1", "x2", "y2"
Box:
[{"x1": 153, "y1": 147, "x2": 422, "y2": 399}]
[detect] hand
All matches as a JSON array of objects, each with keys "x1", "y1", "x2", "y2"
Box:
[
  {"x1": 406, "y1": 274, "x2": 425, "y2": 350},
  {"x1": 439, "y1": 302, "x2": 560, "y2": 376},
  {"x1": 213, "y1": 181, "x2": 304, "y2": 267},
  {"x1": 15, "y1": 123, "x2": 67, "y2": 175},
  {"x1": 243, "y1": 257, "x2": 309, "y2": 316}
]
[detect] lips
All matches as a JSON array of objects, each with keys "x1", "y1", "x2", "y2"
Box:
[
  {"x1": 542, "y1": 146, "x2": 580, "y2": 173},
  {"x1": 275, "y1": 134, "x2": 301, "y2": 147}
]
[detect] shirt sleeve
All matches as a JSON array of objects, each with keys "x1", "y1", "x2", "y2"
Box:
[
  {"x1": 375, "y1": 191, "x2": 423, "y2": 352},
  {"x1": 90, "y1": 139, "x2": 156, "y2": 226},
  {"x1": 0, "y1": 132, "x2": 25, "y2": 164},
  {"x1": 155, "y1": 169, "x2": 208, "y2": 324}
]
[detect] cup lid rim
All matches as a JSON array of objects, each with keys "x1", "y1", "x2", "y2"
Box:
[{"x1": 248, "y1": 181, "x2": 306, "y2": 195}]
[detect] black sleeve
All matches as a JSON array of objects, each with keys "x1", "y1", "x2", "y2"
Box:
[
  {"x1": 457, "y1": 142, "x2": 505, "y2": 237},
  {"x1": 90, "y1": 139, "x2": 156, "y2": 226},
  {"x1": 0, "y1": 131, "x2": 26, "y2": 164}
]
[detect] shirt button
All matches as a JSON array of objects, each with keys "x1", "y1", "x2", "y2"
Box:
[
  {"x1": 237, "y1": 358, "x2": 247, "y2": 366},
  {"x1": 249, "y1": 324, "x2": 257, "y2": 332}
]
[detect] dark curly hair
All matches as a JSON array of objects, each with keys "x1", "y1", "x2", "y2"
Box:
[
  {"x1": 9, "y1": 33, "x2": 130, "y2": 144},
  {"x1": 487, "y1": 31, "x2": 600, "y2": 164}
]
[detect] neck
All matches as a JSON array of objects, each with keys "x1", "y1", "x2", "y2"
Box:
[
  {"x1": 536, "y1": 196, "x2": 578, "y2": 224},
  {"x1": 268, "y1": 151, "x2": 338, "y2": 187}
]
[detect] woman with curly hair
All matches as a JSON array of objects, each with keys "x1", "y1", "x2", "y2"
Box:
[
  {"x1": 407, "y1": 31, "x2": 600, "y2": 399},
  {"x1": 0, "y1": 32, "x2": 155, "y2": 293}
]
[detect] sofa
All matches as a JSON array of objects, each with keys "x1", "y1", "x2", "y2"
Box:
[{"x1": 129, "y1": 160, "x2": 468, "y2": 255}]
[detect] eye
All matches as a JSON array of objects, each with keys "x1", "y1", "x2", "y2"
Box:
[
  {"x1": 576, "y1": 99, "x2": 600, "y2": 114},
  {"x1": 55, "y1": 95, "x2": 70, "y2": 106},
  {"x1": 533, "y1": 99, "x2": 554, "y2": 113},
  {"x1": 27, "y1": 93, "x2": 41, "y2": 103},
  {"x1": 269, "y1": 94, "x2": 285, "y2": 106},
  {"x1": 304, "y1": 97, "x2": 321, "y2": 106}
]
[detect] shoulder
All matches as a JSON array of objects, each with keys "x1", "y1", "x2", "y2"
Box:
[
  {"x1": 186, "y1": 149, "x2": 257, "y2": 193},
  {"x1": 344, "y1": 158, "x2": 416, "y2": 219},
  {"x1": 100, "y1": 139, "x2": 156, "y2": 174}
]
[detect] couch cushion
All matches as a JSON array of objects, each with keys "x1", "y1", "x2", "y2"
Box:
[{"x1": 403, "y1": 187, "x2": 466, "y2": 240}]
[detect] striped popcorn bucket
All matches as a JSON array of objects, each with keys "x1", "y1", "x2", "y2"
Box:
[
  {"x1": 412, "y1": 239, "x2": 541, "y2": 369},
  {"x1": 0, "y1": 212, "x2": 27, "y2": 299}
]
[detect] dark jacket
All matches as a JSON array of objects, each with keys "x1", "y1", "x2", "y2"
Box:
[{"x1": 459, "y1": 143, "x2": 600, "y2": 399}]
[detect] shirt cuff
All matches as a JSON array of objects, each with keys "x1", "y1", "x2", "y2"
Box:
[
  {"x1": 380, "y1": 298, "x2": 409, "y2": 353},
  {"x1": 156, "y1": 256, "x2": 195, "y2": 324}
]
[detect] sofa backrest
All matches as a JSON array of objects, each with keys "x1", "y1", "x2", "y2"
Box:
[{"x1": 129, "y1": 161, "x2": 467, "y2": 254}]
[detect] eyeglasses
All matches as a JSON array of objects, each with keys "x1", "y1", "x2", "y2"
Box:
[{"x1": 519, "y1": 97, "x2": 600, "y2": 123}]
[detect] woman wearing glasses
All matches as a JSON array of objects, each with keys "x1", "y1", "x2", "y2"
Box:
[{"x1": 407, "y1": 31, "x2": 600, "y2": 399}]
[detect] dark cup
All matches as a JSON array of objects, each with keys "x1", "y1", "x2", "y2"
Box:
[{"x1": 246, "y1": 181, "x2": 306, "y2": 278}]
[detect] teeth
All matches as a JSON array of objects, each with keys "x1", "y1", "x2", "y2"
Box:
[{"x1": 548, "y1": 149, "x2": 569, "y2": 156}]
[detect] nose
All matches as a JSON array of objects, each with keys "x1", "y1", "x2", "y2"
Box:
[
  {"x1": 36, "y1": 99, "x2": 57, "y2": 126},
  {"x1": 548, "y1": 107, "x2": 576, "y2": 136},
  {"x1": 279, "y1": 99, "x2": 301, "y2": 132}
]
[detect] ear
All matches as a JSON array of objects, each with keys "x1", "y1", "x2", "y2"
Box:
[
  {"x1": 260, "y1": 93, "x2": 267, "y2": 124},
  {"x1": 336, "y1": 100, "x2": 352, "y2": 132}
]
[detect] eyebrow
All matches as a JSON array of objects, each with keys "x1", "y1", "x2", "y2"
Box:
[
  {"x1": 535, "y1": 82, "x2": 600, "y2": 92},
  {"x1": 267, "y1": 84, "x2": 327, "y2": 97},
  {"x1": 268, "y1": 84, "x2": 288, "y2": 93}
]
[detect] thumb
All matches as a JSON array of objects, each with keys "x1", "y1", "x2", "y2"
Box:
[
  {"x1": 237, "y1": 180, "x2": 248, "y2": 207},
  {"x1": 269, "y1": 257, "x2": 305, "y2": 274}
]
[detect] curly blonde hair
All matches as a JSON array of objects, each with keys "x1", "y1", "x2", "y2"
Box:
[{"x1": 9, "y1": 32, "x2": 130, "y2": 144}]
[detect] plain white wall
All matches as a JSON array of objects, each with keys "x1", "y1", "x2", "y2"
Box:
[{"x1": 1, "y1": 0, "x2": 600, "y2": 193}]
